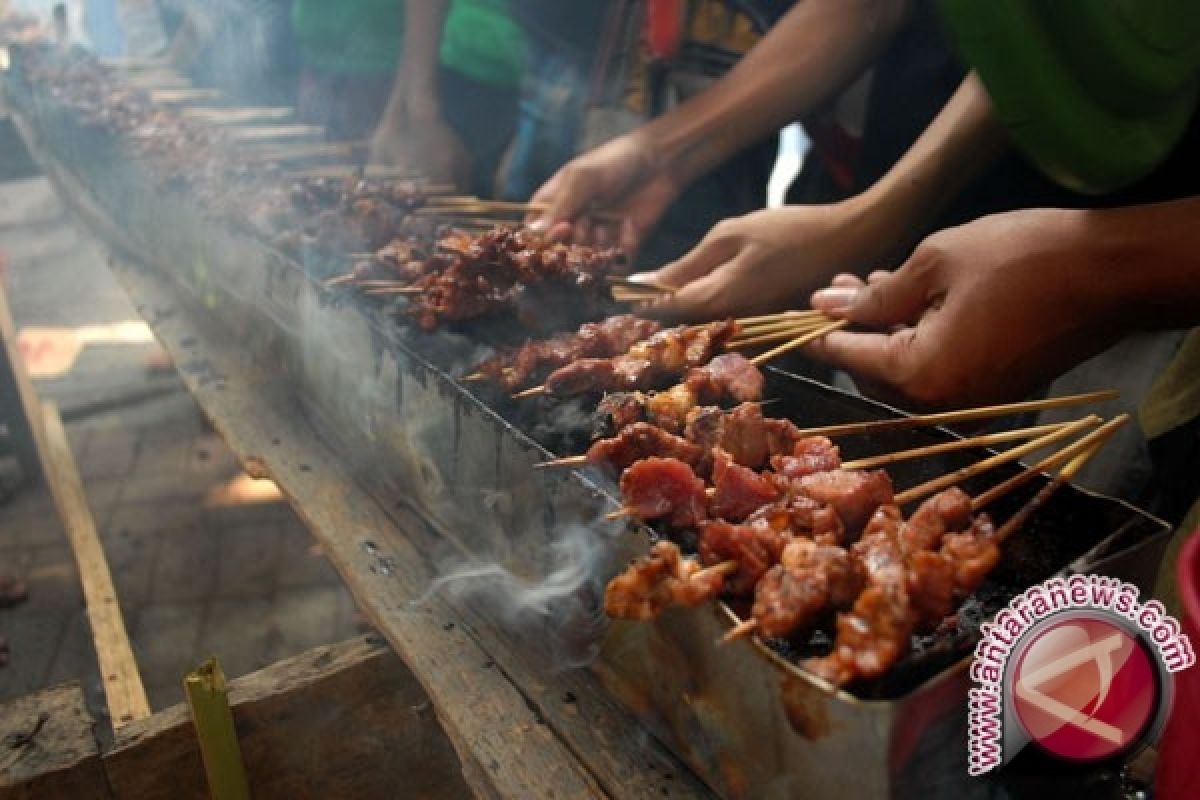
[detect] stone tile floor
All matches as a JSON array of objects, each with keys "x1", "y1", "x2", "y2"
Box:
[{"x1": 0, "y1": 172, "x2": 366, "y2": 722}]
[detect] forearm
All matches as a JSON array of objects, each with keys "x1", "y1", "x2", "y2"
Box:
[
  {"x1": 842, "y1": 73, "x2": 1008, "y2": 261},
  {"x1": 1084, "y1": 197, "x2": 1200, "y2": 330},
  {"x1": 641, "y1": 0, "x2": 910, "y2": 186},
  {"x1": 380, "y1": 0, "x2": 449, "y2": 123}
]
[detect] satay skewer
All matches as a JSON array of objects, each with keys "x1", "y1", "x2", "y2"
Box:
[
  {"x1": 363, "y1": 286, "x2": 425, "y2": 296},
  {"x1": 722, "y1": 419, "x2": 1122, "y2": 645},
  {"x1": 891, "y1": 415, "x2": 1101, "y2": 505},
  {"x1": 749, "y1": 320, "x2": 849, "y2": 366},
  {"x1": 839, "y1": 420, "x2": 1073, "y2": 470},
  {"x1": 726, "y1": 321, "x2": 842, "y2": 350},
  {"x1": 794, "y1": 389, "x2": 1119, "y2": 438},
  {"x1": 971, "y1": 414, "x2": 1128, "y2": 513}
]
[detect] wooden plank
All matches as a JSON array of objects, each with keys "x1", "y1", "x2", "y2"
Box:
[
  {"x1": 105, "y1": 636, "x2": 470, "y2": 800},
  {"x1": 36, "y1": 402, "x2": 151, "y2": 729},
  {"x1": 0, "y1": 281, "x2": 44, "y2": 484},
  {"x1": 102, "y1": 257, "x2": 712, "y2": 799},
  {"x1": 0, "y1": 683, "x2": 110, "y2": 799}
]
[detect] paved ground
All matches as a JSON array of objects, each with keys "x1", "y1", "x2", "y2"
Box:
[{"x1": 0, "y1": 165, "x2": 365, "y2": 722}]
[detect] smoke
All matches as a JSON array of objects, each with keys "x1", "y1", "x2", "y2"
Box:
[{"x1": 415, "y1": 517, "x2": 623, "y2": 671}]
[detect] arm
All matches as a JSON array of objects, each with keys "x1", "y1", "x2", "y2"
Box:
[
  {"x1": 641, "y1": 73, "x2": 1007, "y2": 320},
  {"x1": 531, "y1": 0, "x2": 911, "y2": 249},
  {"x1": 370, "y1": 0, "x2": 471, "y2": 187},
  {"x1": 642, "y1": 0, "x2": 912, "y2": 189},
  {"x1": 807, "y1": 197, "x2": 1200, "y2": 408}
]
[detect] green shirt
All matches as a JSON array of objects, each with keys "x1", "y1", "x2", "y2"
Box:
[
  {"x1": 291, "y1": 0, "x2": 404, "y2": 76},
  {"x1": 439, "y1": 0, "x2": 527, "y2": 89},
  {"x1": 291, "y1": 0, "x2": 527, "y2": 88}
]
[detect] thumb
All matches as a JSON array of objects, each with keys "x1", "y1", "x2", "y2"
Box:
[
  {"x1": 811, "y1": 261, "x2": 937, "y2": 329},
  {"x1": 529, "y1": 168, "x2": 593, "y2": 233}
]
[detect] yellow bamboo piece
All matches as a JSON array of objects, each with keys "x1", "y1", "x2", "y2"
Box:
[{"x1": 184, "y1": 658, "x2": 251, "y2": 800}]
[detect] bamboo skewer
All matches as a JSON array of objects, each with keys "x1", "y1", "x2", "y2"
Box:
[
  {"x1": 513, "y1": 385, "x2": 546, "y2": 400},
  {"x1": 795, "y1": 389, "x2": 1119, "y2": 439},
  {"x1": 971, "y1": 414, "x2": 1128, "y2": 512},
  {"x1": 891, "y1": 415, "x2": 1101, "y2": 506},
  {"x1": 840, "y1": 421, "x2": 1072, "y2": 471},
  {"x1": 729, "y1": 317, "x2": 831, "y2": 339},
  {"x1": 749, "y1": 320, "x2": 849, "y2": 366},
  {"x1": 726, "y1": 322, "x2": 840, "y2": 350},
  {"x1": 535, "y1": 454, "x2": 588, "y2": 469},
  {"x1": 364, "y1": 287, "x2": 424, "y2": 296},
  {"x1": 723, "y1": 618, "x2": 759, "y2": 643}
]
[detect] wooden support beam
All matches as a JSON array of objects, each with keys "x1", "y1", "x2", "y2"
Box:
[
  {"x1": 0, "y1": 683, "x2": 110, "y2": 799},
  {"x1": 37, "y1": 402, "x2": 150, "y2": 729},
  {"x1": 103, "y1": 636, "x2": 471, "y2": 800}
]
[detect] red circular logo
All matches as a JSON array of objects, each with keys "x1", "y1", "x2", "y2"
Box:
[{"x1": 1012, "y1": 616, "x2": 1159, "y2": 762}]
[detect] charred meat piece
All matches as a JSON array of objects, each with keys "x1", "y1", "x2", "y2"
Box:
[
  {"x1": 709, "y1": 448, "x2": 781, "y2": 521},
  {"x1": 585, "y1": 423, "x2": 706, "y2": 475},
  {"x1": 789, "y1": 469, "x2": 895, "y2": 538},
  {"x1": 543, "y1": 321, "x2": 738, "y2": 397},
  {"x1": 605, "y1": 541, "x2": 731, "y2": 620},
  {"x1": 900, "y1": 486, "x2": 972, "y2": 553},
  {"x1": 474, "y1": 315, "x2": 661, "y2": 391},
  {"x1": 405, "y1": 228, "x2": 626, "y2": 331},
  {"x1": 685, "y1": 402, "x2": 772, "y2": 472},
  {"x1": 619, "y1": 458, "x2": 708, "y2": 529},
  {"x1": 697, "y1": 520, "x2": 776, "y2": 596},
  {"x1": 683, "y1": 353, "x2": 764, "y2": 404},
  {"x1": 751, "y1": 539, "x2": 865, "y2": 639},
  {"x1": 745, "y1": 493, "x2": 845, "y2": 545},
  {"x1": 771, "y1": 436, "x2": 842, "y2": 479}
]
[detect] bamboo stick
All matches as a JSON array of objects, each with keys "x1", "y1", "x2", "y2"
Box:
[
  {"x1": 726, "y1": 322, "x2": 837, "y2": 350},
  {"x1": 971, "y1": 414, "x2": 1128, "y2": 512},
  {"x1": 749, "y1": 320, "x2": 848, "y2": 366},
  {"x1": 794, "y1": 389, "x2": 1119, "y2": 439},
  {"x1": 840, "y1": 421, "x2": 1072, "y2": 471},
  {"x1": 892, "y1": 415, "x2": 1100, "y2": 506}
]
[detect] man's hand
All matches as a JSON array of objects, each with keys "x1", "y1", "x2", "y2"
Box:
[
  {"x1": 807, "y1": 208, "x2": 1126, "y2": 408},
  {"x1": 368, "y1": 110, "x2": 472, "y2": 189},
  {"x1": 631, "y1": 201, "x2": 886, "y2": 321},
  {"x1": 528, "y1": 133, "x2": 681, "y2": 254}
]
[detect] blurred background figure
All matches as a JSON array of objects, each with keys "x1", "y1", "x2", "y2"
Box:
[{"x1": 365, "y1": 0, "x2": 527, "y2": 195}]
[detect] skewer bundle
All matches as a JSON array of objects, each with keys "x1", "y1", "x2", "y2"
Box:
[{"x1": 590, "y1": 391, "x2": 1124, "y2": 687}]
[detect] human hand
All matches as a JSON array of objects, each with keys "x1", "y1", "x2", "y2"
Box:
[
  {"x1": 807, "y1": 208, "x2": 1124, "y2": 408},
  {"x1": 632, "y1": 202, "x2": 884, "y2": 322},
  {"x1": 368, "y1": 111, "x2": 472, "y2": 190},
  {"x1": 528, "y1": 133, "x2": 682, "y2": 254}
]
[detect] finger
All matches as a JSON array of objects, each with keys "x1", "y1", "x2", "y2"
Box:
[
  {"x1": 831, "y1": 273, "x2": 865, "y2": 289},
  {"x1": 812, "y1": 266, "x2": 935, "y2": 328},
  {"x1": 654, "y1": 234, "x2": 739, "y2": 289},
  {"x1": 803, "y1": 328, "x2": 920, "y2": 390},
  {"x1": 867, "y1": 270, "x2": 891, "y2": 284},
  {"x1": 526, "y1": 174, "x2": 561, "y2": 228},
  {"x1": 572, "y1": 216, "x2": 594, "y2": 246}
]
